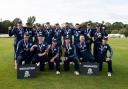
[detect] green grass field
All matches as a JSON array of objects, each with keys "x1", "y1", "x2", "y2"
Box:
[{"x1": 0, "y1": 38, "x2": 128, "y2": 89}]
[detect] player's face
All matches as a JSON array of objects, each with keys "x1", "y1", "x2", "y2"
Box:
[
  {"x1": 75, "y1": 25, "x2": 80, "y2": 30},
  {"x1": 87, "y1": 25, "x2": 91, "y2": 29},
  {"x1": 36, "y1": 26, "x2": 39, "y2": 29},
  {"x1": 55, "y1": 25, "x2": 60, "y2": 29},
  {"x1": 65, "y1": 39, "x2": 70, "y2": 44},
  {"x1": 46, "y1": 24, "x2": 50, "y2": 28},
  {"x1": 96, "y1": 27, "x2": 100, "y2": 32},
  {"x1": 24, "y1": 35, "x2": 29, "y2": 42},
  {"x1": 17, "y1": 23, "x2": 22, "y2": 28},
  {"x1": 38, "y1": 36, "x2": 43, "y2": 42},
  {"x1": 65, "y1": 23, "x2": 69, "y2": 28},
  {"x1": 80, "y1": 36, "x2": 85, "y2": 43}
]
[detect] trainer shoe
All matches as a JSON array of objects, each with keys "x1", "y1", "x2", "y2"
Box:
[
  {"x1": 74, "y1": 71, "x2": 80, "y2": 76},
  {"x1": 108, "y1": 72, "x2": 112, "y2": 77},
  {"x1": 56, "y1": 71, "x2": 60, "y2": 75}
]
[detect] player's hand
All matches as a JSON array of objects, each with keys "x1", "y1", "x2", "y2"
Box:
[
  {"x1": 50, "y1": 58, "x2": 54, "y2": 62},
  {"x1": 38, "y1": 53, "x2": 43, "y2": 57},
  {"x1": 80, "y1": 58, "x2": 83, "y2": 61},
  {"x1": 33, "y1": 45, "x2": 37, "y2": 48},
  {"x1": 65, "y1": 57, "x2": 68, "y2": 60},
  {"x1": 25, "y1": 49, "x2": 29, "y2": 51},
  {"x1": 106, "y1": 58, "x2": 111, "y2": 61},
  {"x1": 8, "y1": 26, "x2": 11, "y2": 30},
  {"x1": 87, "y1": 34, "x2": 91, "y2": 38}
]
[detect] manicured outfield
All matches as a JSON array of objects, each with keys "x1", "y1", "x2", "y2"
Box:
[{"x1": 0, "y1": 38, "x2": 128, "y2": 89}]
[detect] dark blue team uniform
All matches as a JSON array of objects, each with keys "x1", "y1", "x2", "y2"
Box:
[
  {"x1": 8, "y1": 27, "x2": 25, "y2": 59},
  {"x1": 62, "y1": 28, "x2": 74, "y2": 44},
  {"x1": 24, "y1": 27, "x2": 34, "y2": 43},
  {"x1": 73, "y1": 28, "x2": 82, "y2": 46},
  {"x1": 63, "y1": 44, "x2": 79, "y2": 71},
  {"x1": 53, "y1": 28, "x2": 62, "y2": 46},
  {"x1": 92, "y1": 29, "x2": 105, "y2": 61},
  {"x1": 48, "y1": 45, "x2": 60, "y2": 71},
  {"x1": 97, "y1": 43, "x2": 113, "y2": 73},
  {"x1": 32, "y1": 42, "x2": 48, "y2": 71},
  {"x1": 82, "y1": 28, "x2": 93, "y2": 50},
  {"x1": 16, "y1": 40, "x2": 33, "y2": 65},
  {"x1": 76, "y1": 42, "x2": 94, "y2": 62},
  {"x1": 43, "y1": 28, "x2": 54, "y2": 45},
  {"x1": 34, "y1": 29, "x2": 44, "y2": 44}
]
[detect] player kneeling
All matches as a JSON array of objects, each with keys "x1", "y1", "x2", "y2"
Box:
[
  {"x1": 47, "y1": 39, "x2": 61, "y2": 75},
  {"x1": 62, "y1": 36, "x2": 80, "y2": 75},
  {"x1": 97, "y1": 37, "x2": 113, "y2": 77},
  {"x1": 76, "y1": 35, "x2": 94, "y2": 63},
  {"x1": 16, "y1": 33, "x2": 33, "y2": 66},
  {"x1": 30, "y1": 34, "x2": 48, "y2": 71}
]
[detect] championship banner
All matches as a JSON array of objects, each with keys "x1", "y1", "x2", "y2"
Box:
[
  {"x1": 17, "y1": 64, "x2": 37, "y2": 79},
  {"x1": 80, "y1": 62, "x2": 99, "y2": 75}
]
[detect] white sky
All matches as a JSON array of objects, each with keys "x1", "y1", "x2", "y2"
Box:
[{"x1": 0, "y1": 0, "x2": 128, "y2": 24}]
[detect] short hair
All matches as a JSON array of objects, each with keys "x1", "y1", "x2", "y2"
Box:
[
  {"x1": 87, "y1": 23, "x2": 91, "y2": 26},
  {"x1": 79, "y1": 34, "x2": 85, "y2": 37},
  {"x1": 35, "y1": 23, "x2": 41, "y2": 27},
  {"x1": 65, "y1": 22, "x2": 69, "y2": 24},
  {"x1": 75, "y1": 23, "x2": 80, "y2": 25},
  {"x1": 46, "y1": 22, "x2": 50, "y2": 24},
  {"x1": 55, "y1": 23, "x2": 59, "y2": 26}
]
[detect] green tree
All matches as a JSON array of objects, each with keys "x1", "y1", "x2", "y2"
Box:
[
  {"x1": 111, "y1": 30, "x2": 119, "y2": 34},
  {"x1": 119, "y1": 28, "x2": 128, "y2": 36},
  {"x1": 0, "y1": 20, "x2": 13, "y2": 33},
  {"x1": 27, "y1": 16, "x2": 36, "y2": 26},
  {"x1": 111, "y1": 22, "x2": 124, "y2": 30}
]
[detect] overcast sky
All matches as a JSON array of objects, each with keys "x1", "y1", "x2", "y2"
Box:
[{"x1": 0, "y1": 0, "x2": 128, "y2": 24}]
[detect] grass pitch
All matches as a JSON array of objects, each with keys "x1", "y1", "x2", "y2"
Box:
[{"x1": 0, "y1": 38, "x2": 128, "y2": 89}]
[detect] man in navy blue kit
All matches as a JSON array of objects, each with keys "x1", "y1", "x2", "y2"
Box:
[
  {"x1": 97, "y1": 37, "x2": 113, "y2": 77},
  {"x1": 16, "y1": 33, "x2": 33, "y2": 66},
  {"x1": 73, "y1": 23, "x2": 82, "y2": 46},
  {"x1": 62, "y1": 36, "x2": 80, "y2": 75},
  {"x1": 62, "y1": 22, "x2": 74, "y2": 44},
  {"x1": 24, "y1": 23, "x2": 35, "y2": 43},
  {"x1": 82, "y1": 23, "x2": 93, "y2": 51},
  {"x1": 76, "y1": 35, "x2": 94, "y2": 63},
  {"x1": 92, "y1": 24, "x2": 105, "y2": 61},
  {"x1": 47, "y1": 39, "x2": 61, "y2": 75},
  {"x1": 43, "y1": 22, "x2": 54, "y2": 45},
  {"x1": 33, "y1": 23, "x2": 43, "y2": 44},
  {"x1": 31, "y1": 33, "x2": 49, "y2": 71},
  {"x1": 8, "y1": 20, "x2": 25, "y2": 69},
  {"x1": 53, "y1": 23, "x2": 62, "y2": 47}
]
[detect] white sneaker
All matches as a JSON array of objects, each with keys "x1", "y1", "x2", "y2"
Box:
[
  {"x1": 74, "y1": 71, "x2": 80, "y2": 76},
  {"x1": 56, "y1": 71, "x2": 60, "y2": 75},
  {"x1": 108, "y1": 72, "x2": 112, "y2": 77},
  {"x1": 37, "y1": 62, "x2": 40, "y2": 67}
]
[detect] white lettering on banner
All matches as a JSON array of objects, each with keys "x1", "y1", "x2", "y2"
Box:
[
  {"x1": 19, "y1": 67, "x2": 35, "y2": 70},
  {"x1": 83, "y1": 65, "x2": 98, "y2": 68}
]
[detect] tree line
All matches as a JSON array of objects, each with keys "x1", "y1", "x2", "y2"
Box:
[{"x1": 0, "y1": 16, "x2": 128, "y2": 36}]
